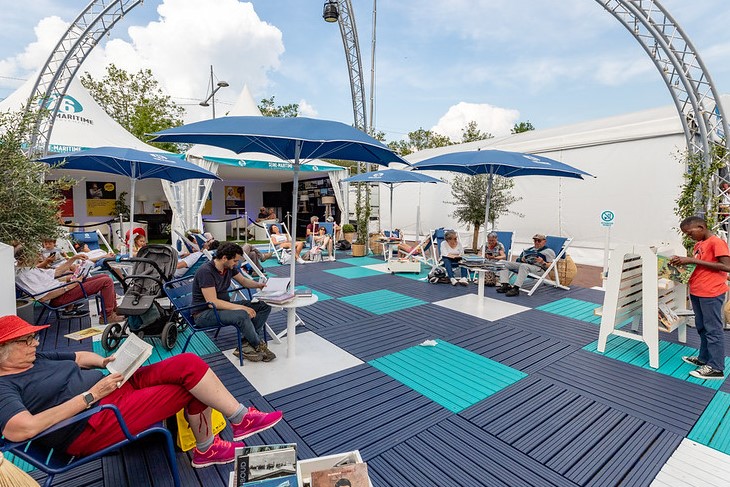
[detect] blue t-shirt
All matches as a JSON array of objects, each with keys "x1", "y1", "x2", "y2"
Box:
[{"x1": 0, "y1": 351, "x2": 103, "y2": 450}]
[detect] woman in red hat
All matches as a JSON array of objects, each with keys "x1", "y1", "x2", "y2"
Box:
[{"x1": 0, "y1": 316, "x2": 283, "y2": 469}]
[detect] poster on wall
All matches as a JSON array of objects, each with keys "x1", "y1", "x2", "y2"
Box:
[
  {"x1": 86, "y1": 181, "x2": 116, "y2": 216},
  {"x1": 202, "y1": 190, "x2": 213, "y2": 215},
  {"x1": 224, "y1": 185, "x2": 245, "y2": 215},
  {"x1": 47, "y1": 181, "x2": 74, "y2": 217}
]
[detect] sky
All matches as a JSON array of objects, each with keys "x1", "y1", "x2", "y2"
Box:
[{"x1": 0, "y1": 0, "x2": 729, "y2": 144}]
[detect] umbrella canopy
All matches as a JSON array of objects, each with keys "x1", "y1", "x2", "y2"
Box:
[
  {"x1": 150, "y1": 117, "x2": 405, "y2": 354},
  {"x1": 38, "y1": 146, "x2": 220, "y2": 249},
  {"x1": 149, "y1": 116, "x2": 406, "y2": 166},
  {"x1": 342, "y1": 169, "x2": 441, "y2": 233},
  {"x1": 412, "y1": 149, "x2": 593, "y2": 253}
]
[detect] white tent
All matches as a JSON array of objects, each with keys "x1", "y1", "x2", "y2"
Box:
[{"x1": 397, "y1": 99, "x2": 720, "y2": 266}]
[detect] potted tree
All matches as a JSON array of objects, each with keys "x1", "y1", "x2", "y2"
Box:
[
  {"x1": 350, "y1": 183, "x2": 370, "y2": 257},
  {"x1": 342, "y1": 223, "x2": 356, "y2": 243}
]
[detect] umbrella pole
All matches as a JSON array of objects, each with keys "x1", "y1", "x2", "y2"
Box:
[
  {"x1": 389, "y1": 183, "x2": 394, "y2": 234},
  {"x1": 481, "y1": 172, "x2": 494, "y2": 257},
  {"x1": 128, "y1": 177, "x2": 137, "y2": 254},
  {"x1": 286, "y1": 140, "x2": 302, "y2": 359}
]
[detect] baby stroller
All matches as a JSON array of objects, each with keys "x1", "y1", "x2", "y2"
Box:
[{"x1": 101, "y1": 244, "x2": 180, "y2": 351}]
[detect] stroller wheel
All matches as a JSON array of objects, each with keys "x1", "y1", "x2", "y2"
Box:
[
  {"x1": 161, "y1": 321, "x2": 178, "y2": 351},
  {"x1": 101, "y1": 322, "x2": 124, "y2": 351}
]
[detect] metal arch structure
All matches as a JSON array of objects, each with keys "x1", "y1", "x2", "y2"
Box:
[
  {"x1": 334, "y1": 0, "x2": 368, "y2": 133},
  {"x1": 27, "y1": 0, "x2": 729, "y2": 218},
  {"x1": 25, "y1": 0, "x2": 144, "y2": 157},
  {"x1": 597, "y1": 0, "x2": 730, "y2": 219}
]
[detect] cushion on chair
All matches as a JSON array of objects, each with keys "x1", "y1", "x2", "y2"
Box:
[{"x1": 545, "y1": 254, "x2": 578, "y2": 286}]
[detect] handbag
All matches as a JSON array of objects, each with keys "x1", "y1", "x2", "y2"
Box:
[{"x1": 175, "y1": 408, "x2": 227, "y2": 451}]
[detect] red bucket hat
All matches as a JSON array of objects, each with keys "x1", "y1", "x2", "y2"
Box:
[{"x1": 0, "y1": 316, "x2": 49, "y2": 344}]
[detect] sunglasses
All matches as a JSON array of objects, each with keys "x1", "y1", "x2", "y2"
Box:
[{"x1": 12, "y1": 333, "x2": 39, "y2": 346}]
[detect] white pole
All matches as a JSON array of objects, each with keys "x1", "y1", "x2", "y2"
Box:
[
  {"x1": 603, "y1": 225, "x2": 611, "y2": 279},
  {"x1": 389, "y1": 183, "x2": 394, "y2": 233},
  {"x1": 289, "y1": 141, "x2": 302, "y2": 288},
  {"x1": 481, "y1": 172, "x2": 494, "y2": 256},
  {"x1": 128, "y1": 175, "x2": 137, "y2": 253}
]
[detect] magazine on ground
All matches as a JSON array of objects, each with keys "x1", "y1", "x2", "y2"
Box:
[
  {"x1": 106, "y1": 333, "x2": 153, "y2": 384},
  {"x1": 233, "y1": 443, "x2": 297, "y2": 487},
  {"x1": 64, "y1": 326, "x2": 105, "y2": 341},
  {"x1": 310, "y1": 463, "x2": 369, "y2": 487},
  {"x1": 297, "y1": 451, "x2": 370, "y2": 487}
]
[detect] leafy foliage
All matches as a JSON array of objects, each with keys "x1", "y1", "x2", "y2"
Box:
[
  {"x1": 448, "y1": 174, "x2": 521, "y2": 250},
  {"x1": 461, "y1": 121, "x2": 493, "y2": 143},
  {"x1": 388, "y1": 128, "x2": 453, "y2": 156},
  {"x1": 511, "y1": 121, "x2": 535, "y2": 134},
  {"x1": 80, "y1": 64, "x2": 184, "y2": 152},
  {"x1": 258, "y1": 96, "x2": 299, "y2": 118},
  {"x1": 0, "y1": 106, "x2": 72, "y2": 262}
]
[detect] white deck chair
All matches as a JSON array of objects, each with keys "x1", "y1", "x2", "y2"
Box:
[
  {"x1": 521, "y1": 235, "x2": 573, "y2": 296},
  {"x1": 402, "y1": 230, "x2": 439, "y2": 270},
  {"x1": 265, "y1": 222, "x2": 294, "y2": 263}
]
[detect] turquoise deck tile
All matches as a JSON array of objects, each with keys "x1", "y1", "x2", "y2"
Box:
[
  {"x1": 7, "y1": 452, "x2": 35, "y2": 472},
  {"x1": 338, "y1": 256, "x2": 385, "y2": 267},
  {"x1": 324, "y1": 266, "x2": 384, "y2": 279},
  {"x1": 585, "y1": 334, "x2": 730, "y2": 389},
  {"x1": 689, "y1": 391, "x2": 730, "y2": 454},
  {"x1": 369, "y1": 339, "x2": 527, "y2": 413},
  {"x1": 93, "y1": 326, "x2": 220, "y2": 361},
  {"x1": 338, "y1": 289, "x2": 426, "y2": 314},
  {"x1": 537, "y1": 298, "x2": 602, "y2": 324}
]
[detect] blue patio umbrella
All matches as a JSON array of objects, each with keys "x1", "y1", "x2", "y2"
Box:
[
  {"x1": 149, "y1": 116, "x2": 406, "y2": 299},
  {"x1": 38, "y1": 146, "x2": 220, "y2": 248},
  {"x1": 342, "y1": 169, "x2": 441, "y2": 234},
  {"x1": 412, "y1": 149, "x2": 593, "y2": 251}
]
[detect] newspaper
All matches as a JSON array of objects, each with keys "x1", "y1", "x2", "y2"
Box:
[
  {"x1": 106, "y1": 333, "x2": 153, "y2": 384},
  {"x1": 64, "y1": 326, "x2": 105, "y2": 341}
]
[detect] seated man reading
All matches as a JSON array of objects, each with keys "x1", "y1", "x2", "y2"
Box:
[
  {"x1": 497, "y1": 233, "x2": 555, "y2": 297},
  {"x1": 0, "y1": 315, "x2": 283, "y2": 469},
  {"x1": 192, "y1": 242, "x2": 276, "y2": 362},
  {"x1": 269, "y1": 224, "x2": 305, "y2": 264}
]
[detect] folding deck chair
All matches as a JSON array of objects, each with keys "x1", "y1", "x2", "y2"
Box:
[
  {"x1": 401, "y1": 229, "x2": 441, "y2": 270},
  {"x1": 311, "y1": 221, "x2": 336, "y2": 261},
  {"x1": 521, "y1": 235, "x2": 573, "y2": 296},
  {"x1": 68, "y1": 230, "x2": 114, "y2": 256},
  {"x1": 265, "y1": 222, "x2": 295, "y2": 263}
]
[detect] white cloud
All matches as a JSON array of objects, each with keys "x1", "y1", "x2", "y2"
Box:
[
  {"x1": 431, "y1": 102, "x2": 519, "y2": 141},
  {"x1": 1, "y1": 0, "x2": 284, "y2": 122},
  {"x1": 298, "y1": 99, "x2": 318, "y2": 118}
]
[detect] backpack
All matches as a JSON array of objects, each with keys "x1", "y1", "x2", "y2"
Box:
[
  {"x1": 336, "y1": 240, "x2": 351, "y2": 251},
  {"x1": 427, "y1": 266, "x2": 450, "y2": 284}
]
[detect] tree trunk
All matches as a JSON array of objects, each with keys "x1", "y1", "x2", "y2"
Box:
[{"x1": 471, "y1": 223, "x2": 481, "y2": 251}]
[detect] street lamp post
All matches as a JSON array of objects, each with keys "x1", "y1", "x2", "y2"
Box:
[{"x1": 199, "y1": 65, "x2": 229, "y2": 119}]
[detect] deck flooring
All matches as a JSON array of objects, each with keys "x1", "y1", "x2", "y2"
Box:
[{"x1": 18, "y1": 253, "x2": 730, "y2": 486}]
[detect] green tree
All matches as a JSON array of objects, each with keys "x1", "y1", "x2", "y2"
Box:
[
  {"x1": 388, "y1": 128, "x2": 453, "y2": 156},
  {"x1": 448, "y1": 174, "x2": 521, "y2": 250},
  {"x1": 80, "y1": 64, "x2": 184, "y2": 152},
  {"x1": 511, "y1": 121, "x2": 535, "y2": 134},
  {"x1": 0, "y1": 106, "x2": 72, "y2": 262},
  {"x1": 461, "y1": 120, "x2": 493, "y2": 143},
  {"x1": 258, "y1": 96, "x2": 299, "y2": 118}
]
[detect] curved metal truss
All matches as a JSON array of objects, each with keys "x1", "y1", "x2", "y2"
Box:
[
  {"x1": 598, "y1": 0, "x2": 730, "y2": 218},
  {"x1": 334, "y1": 0, "x2": 368, "y2": 132},
  {"x1": 28, "y1": 0, "x2": 729, "y2": 219},
  {"x1": 25, "y1": 0, "x2": 144, "y2": 157}
]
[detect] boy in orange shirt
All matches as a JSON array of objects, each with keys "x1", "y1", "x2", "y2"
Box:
[{"x1": 671, "y1": 216, "x2": 730, "y2": 379}]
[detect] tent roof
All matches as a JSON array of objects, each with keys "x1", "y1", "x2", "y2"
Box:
[{"x1": 0, "y1": 75, "x2": 161, "y2": 153}]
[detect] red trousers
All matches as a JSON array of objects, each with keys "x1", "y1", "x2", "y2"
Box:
[
  {"x1": 66, "y1": 353, "x2": 209, "y2": 456},
  {"x1": 51, "y1": 274, "x2": 117, "y2": 315}
]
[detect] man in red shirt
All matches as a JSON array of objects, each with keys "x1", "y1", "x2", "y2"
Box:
[{"x1": 671, "y1": 216, "x2": 730, "y2": 379}]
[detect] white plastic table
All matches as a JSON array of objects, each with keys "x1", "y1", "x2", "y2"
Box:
[{"x1": 267, "y1": 295, "x2": 318, "y2": 357}]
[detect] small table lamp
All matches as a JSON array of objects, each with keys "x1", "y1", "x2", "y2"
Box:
[
  {"x1": 137, "y1": 194, "x2": 148, "y2": 214},
  {"x1": 322, "y1": 196, "x2": 336, "y2": 219}
]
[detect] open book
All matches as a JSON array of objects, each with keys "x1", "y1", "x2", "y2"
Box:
[
  {"x1": 106, "y1": 333, "x2": 153, "y2": 384},
  {"x1": 73, "y1": 260, "x2": 95, "y2": 280},
  {"x1": 255, "y1": 277, "x2": 290, "y2": 297}
]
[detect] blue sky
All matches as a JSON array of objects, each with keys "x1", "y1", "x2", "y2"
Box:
[{"x1": 1, "y1": 0, "x2": 729, "y2": 143}]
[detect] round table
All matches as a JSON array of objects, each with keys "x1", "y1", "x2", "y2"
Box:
[{"x1": 267, "y1": 295, "x2": 318, "y2": 357}]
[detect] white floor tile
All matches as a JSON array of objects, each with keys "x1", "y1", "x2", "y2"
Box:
[
  {"x1": 433, "y1": 294, "x2": 530, "y2": 321},
  {"x1": 222, "y1": 331, "x2": 363, "y2": 396},
  {"x1": 651, "y1": 438, "x2": 730, "y2": 486},
  {"x1": 361, "y1": 263, "x2": 391, "y2": 273}
]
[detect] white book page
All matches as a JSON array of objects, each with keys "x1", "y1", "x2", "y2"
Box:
[
  {"x1": 106, "y1": 333, "x2": 153, "y2": 383},
  {"x1": 256, "y1": 277, "x2": 290, "y2": 296}
]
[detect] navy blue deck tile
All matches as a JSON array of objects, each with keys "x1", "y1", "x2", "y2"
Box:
[
  {"x1": 492, "y1": 309, "x2": 600, "y2": 347},
  {"x1": 37, "y1": 312, "x2": 95, "y2": 354},
  {"x1": 448, "y1": 322, "x2": 579, "y2": 374},
  {"x1": 266, "y1": 364, "x2": 452, "y2": 460},
  {"x1": 313, "y1": 314, "x2": 431, "y2": 361},
  {"x1": 295, "y1": 299, "x2": 375, "y2": 330},
  {"x1": 535, "y1": 349, "x2": 715, "y2": 436},
  {"x1": 563, "y1": 287, "x2": 605, "y2": 304},
  {"x1": 386, "y1": 303, "x2": 488, "y2": 339},
  {"x1": 293, "y1": 274, "x2": 388, "y2": 298},
  {"x1": 31, "y1": 459, "x2": 104, "y2": 486},
  {"x1": 202, "y1": 351, "x2": 262, "y2": 399},
  {"x1": 485, "y1": 282, "x2": 575, "y2": 307}
]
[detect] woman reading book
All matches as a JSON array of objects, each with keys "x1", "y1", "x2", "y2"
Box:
[{"x1": 0, "y1": 315, "x2": 283, "y2": 469}]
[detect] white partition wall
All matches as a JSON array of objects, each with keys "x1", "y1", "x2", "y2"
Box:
[{"x1": 0, "y1": 243, "x2": 17, "y2": 316}]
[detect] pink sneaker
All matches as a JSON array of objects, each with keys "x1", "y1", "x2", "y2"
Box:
[
  {"x1": 191, "y1": 435, "x2": 245, "y2": 468},
  {"x1": 231, "y1": 407, "x2": 283, "y2": 441}
]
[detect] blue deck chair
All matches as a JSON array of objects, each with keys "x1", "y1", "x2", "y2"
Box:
[
  {"x1": 491, "y1": 231, "x2": 514, "y2": 261},
  {"x1": 0, "y1": 404, "x2": 180, "y2": 487},
  {"x1": 15, "y1": 280, "x2": 108, "y2": 326},
  {"x1": 68, "y1": 230, "x2": 114, "y2": 255},
  {"x1": 521, "y1": 235, "x2": 573, "y2": 296},
  {"x1": 173, "y1": 229, "x2": 198, "y2": 255},
  {"x1": 311, "y1": 222, "x2": 336, "y2": 260},
  {"x1": 163, "y1": 276, "x2": 245, "y2": 365},
  {"x1": 380, "y1": 229, "x2": 402, "y2": 261}
]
